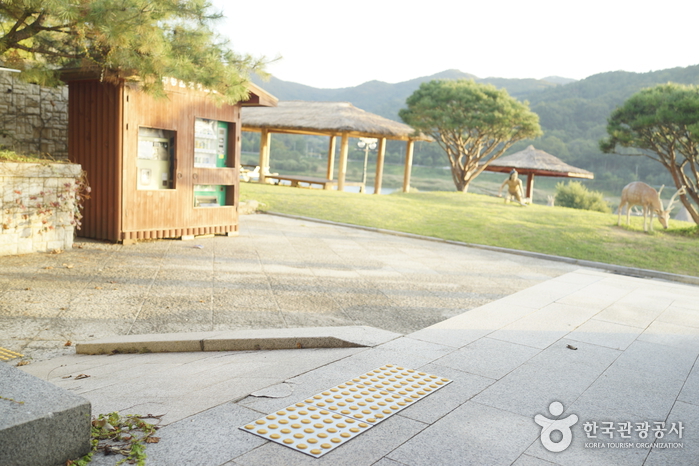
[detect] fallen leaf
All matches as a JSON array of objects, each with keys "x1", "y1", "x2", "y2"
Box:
[
  {"x1": 63, "y1": 264, "x2": 74, "y2": 269},
  {"x1": 75, "y1": 374, "x2": 90, "y2": 379},
  {"x1": 566, "y1": 344, "x2": 578, "y2": 350},
  {"x1": 296, "y1": 342, "x2": 303, "y2": 349},
  {"x1": 64, "y1": 340, "x2": 72, "y2": 346},
  {"x1": 50, "y1": 249, "x2": 63, "y2": 254},
  {"x1": 44, "y1": 266, "x2": 53, "y2": 270},
  {"x1": 16, "y1": 360, "x2": 29, "y2": 367},
  {"x1": 93, "y1": 420, "x2": 116, "y2": 431},
  {"x1": 24, "y1": 287, "x2": 31, "y2": 290},
  {"x1": 62, "y1": 375, "x2": 72, "y2": 379},
  {"x1": 95, "y1": 286, "x2": 102, "y2": 290},
  {"x1": 145, "y1": 437, "x2": 160, "y2": 444}
]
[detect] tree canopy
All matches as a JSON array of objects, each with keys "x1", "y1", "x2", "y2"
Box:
[
  {"x1": 600, "y1": 83, "x2": 699, "y2": 224},
  {"x1": 0, "y1": 0, "x2": 263, "y2": 104},
  {"x1": 399, "y1": 79, "x2": 541, "y2": 192}
]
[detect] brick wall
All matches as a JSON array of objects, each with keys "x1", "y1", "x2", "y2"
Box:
[
  {"x1": 0, "y1": 72, "x2": 69, "y2": 159},
  {"x1": 0, "y1": 162, "x2": 82, "y2": 255}
]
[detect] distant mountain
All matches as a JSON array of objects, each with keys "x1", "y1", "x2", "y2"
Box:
[
  {"x1": 525, "y1": 65, "x2": 699, "y2": 144},
  {"x1": 252, "y1": 69, "x2": 571, "y2": 120},
  {"x1": 541, "y1": 76, "x2": 577, "y2": 85},
  {"x1": 251, "y1": 65, "x2": 699, "y2": 193}
]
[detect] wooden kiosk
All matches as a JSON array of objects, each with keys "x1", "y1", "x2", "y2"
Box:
[{"x1": 62, "y1": 71, "x2": 276, "y2": 243}]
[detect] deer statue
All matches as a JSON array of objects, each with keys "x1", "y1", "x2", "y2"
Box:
[{"x1": 618, "y1": 182, "x2": 686, "y2": 232}]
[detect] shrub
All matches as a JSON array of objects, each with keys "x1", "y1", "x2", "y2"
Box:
[{"x1": 555, "y1": 181, "x2": 611, "y2": 213}]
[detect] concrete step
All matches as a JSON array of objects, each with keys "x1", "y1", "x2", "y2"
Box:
[
  {"x1": 0, "y1": 362, "x2": 91, "y2": 466},
  {"x1": 76, "y1": 326, "x2": 402, "y2": 355}
]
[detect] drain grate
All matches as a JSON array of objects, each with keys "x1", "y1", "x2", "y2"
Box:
[
  {"x1": 240, "y1": 364, "x2": 452, "y2": 457},
  {"x1": 0, "y1": 347, "x2": 23, "y2": 362}
]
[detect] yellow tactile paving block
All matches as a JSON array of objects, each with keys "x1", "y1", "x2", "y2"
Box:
[
  {"x1": 240, "y1": 365, "x2": 452, "y2": 457},
  {"x1": 0, "y1": 347, "x2": 23, "y2": 362},
  {"x1": 306, "y1": 365, "x2": 452, "y2": 425},
  {"x1": 241, "y1": 402, "x2": 372, "y2": 458}
]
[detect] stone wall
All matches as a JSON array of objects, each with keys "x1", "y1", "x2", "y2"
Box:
[
  {"x1": 0, "y1": 72, "x2": 69, "y2": 159},
  {"x1": 0, "y1": 162, "x2": 83, "y2": 255}
]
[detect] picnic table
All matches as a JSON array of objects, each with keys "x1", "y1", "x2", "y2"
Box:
[
  {"x1": 264, "y1": 174, "x2": 365, "y2": 191},
  {"x1": 240, "y1": 166, "x2": 366, "y2": 191},
  {"x1": 264, "y1": 174, "x2": 335, "y2": 189}
]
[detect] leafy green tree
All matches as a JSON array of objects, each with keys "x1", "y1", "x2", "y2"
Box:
[
  {"x1": 399, "y1": 79, "x2": 541, "y2": 192},
  {"x1": 600, "y1": 83, "x2": 699, "y2": 224},
  {"x1": 0, "y1": 0, "x2": 263, "y2": 103}
]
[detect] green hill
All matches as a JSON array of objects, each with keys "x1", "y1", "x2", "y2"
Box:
[
  {"x1": 252, "y1": 69, "x2": 561, "y2": 120},
  {"x1": 251, "y1": 65, "x2": 699, "y2": 194}
]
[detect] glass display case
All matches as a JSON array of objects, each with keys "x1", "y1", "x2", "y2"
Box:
[
  {"x1": 194, "y1": 118, "x2": 228, "y2": 168},
  {"x1": 137, "y1": 127, "x2": 175, "y2": 190}
]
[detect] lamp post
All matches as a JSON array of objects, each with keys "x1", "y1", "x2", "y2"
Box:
[{"x1": 357, "y1": 137, "x2": 377, "y2": 193}]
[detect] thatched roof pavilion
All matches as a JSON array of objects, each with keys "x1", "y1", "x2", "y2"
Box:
[
  {"x1": 242, "y1": 101, "x2": 431, "y2": 193},
  {"x1": 483, "y1": 145, "x2": 594, "y2": 200}
]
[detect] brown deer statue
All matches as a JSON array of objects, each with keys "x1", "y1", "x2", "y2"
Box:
[{"x1": 618, "y1": 182, "x2": 686, "y2": 232}]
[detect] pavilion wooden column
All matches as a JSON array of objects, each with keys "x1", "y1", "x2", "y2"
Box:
[
  {"x1": 326, "y1": 136, "x2": 336, "y2": 180},
  {"x1": 526, "y1": 173, "x2": 535, "y2": 199},
  {"x1": 258, "y1": 129, "x2": 271, "y2": 184},
  {"x1": 402, "y1": 140, "x2": 414, "y2": 193},
  {"x1": 374, "y1": 138, "x2": 387, "y2": 195},
  {"x1": 337, "y1": 133, "x2": 349, "y2": 191}
]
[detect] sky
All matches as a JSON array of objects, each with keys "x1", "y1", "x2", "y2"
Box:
[{"x1": 210, "y1": 0, "x2": 698, "y2": 89}]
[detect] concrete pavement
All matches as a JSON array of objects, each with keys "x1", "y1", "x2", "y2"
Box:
[
  {"x1": 1, "y1": 214, "x2": 575, "y2": 361},
  {"x1": 3, "y1": 214, "x2": 699, "y2": 465},
  {"x1": 18, "y1": 268, "x2": 699, "y2": 466}
]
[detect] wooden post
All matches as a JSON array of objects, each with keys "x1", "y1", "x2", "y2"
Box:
[
  {"x1": 402, "y1": 140, "x2": 414, "y2": 193},
  {"x1": 258, "y1": 129, "x2": 271, "y2": 184},
  {"x1": 526, "y1": 173, "x2": 535, "y2": 200},
  {"x1": 326, "y1": 135, "x2": 336, "y2": 180},
  {"x1": 374, "y1": 138, "x2": 386, "y2": 195},
  {"x1": 337, "y1": 133, "x2": 349, "y2": 191}
]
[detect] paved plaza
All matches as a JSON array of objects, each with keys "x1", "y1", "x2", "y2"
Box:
[
  {"x1": 3, "y1": 214, "x2": 699, "y2": 465},
  {"x1": 1, "y1": 214, "x2": 574, "y2": 361}
]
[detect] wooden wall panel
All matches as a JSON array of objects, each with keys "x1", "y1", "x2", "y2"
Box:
[
  {"x1": 123, "y1": 82, "x2": 241, "y2": 237},
  {"x1": 68, "y1": 81, "x2": 122, "y2": 242}
]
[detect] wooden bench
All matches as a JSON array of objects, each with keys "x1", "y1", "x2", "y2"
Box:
[
  {"x1": 264, "y1": 174, "x2": 334, "y2": 189},
  {"x1": 264, "y1": 174, "x2": 366, "y2": 191}
]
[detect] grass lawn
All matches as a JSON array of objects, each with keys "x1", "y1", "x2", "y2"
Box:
[{"x1": 240, "y1": 182, "x2": 699, "y2": 277}]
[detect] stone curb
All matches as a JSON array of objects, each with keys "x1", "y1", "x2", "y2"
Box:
[
  {"x1": 263, "y1": 211, "x2": 699, "y2": 287},
  {"x1": 0, "y1": 363, "x2": 91, "y2": 466},
  {"x1": 76, "y1": 326, "x2": 401, "y2": 355}
]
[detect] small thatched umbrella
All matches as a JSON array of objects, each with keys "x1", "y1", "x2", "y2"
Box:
[
  {"x1": 483, "y1": 145, "x2": 593, "y2": 201},
  {"x1": 242, "y1": 101, "x2": 431, "y2": 193}
]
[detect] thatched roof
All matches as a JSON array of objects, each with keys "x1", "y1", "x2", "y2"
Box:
[
  {"x1": 485, "y1": 145, "x2": 593, "y2": 179},
  {"x1": 241, "y1": 101, "x2": 432, "y2": 141}
]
